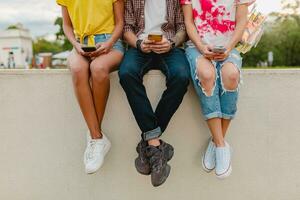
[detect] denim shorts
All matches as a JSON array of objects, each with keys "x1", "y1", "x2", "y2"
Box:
[
  {"x1": 82, "y1": 33, "x2": 125, "y2": 54},
  {"x1": 185, "y1": 46, "x2": 243, "y2": 120}
]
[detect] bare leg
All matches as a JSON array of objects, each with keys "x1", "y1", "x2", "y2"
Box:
[
  {"x1": 90, "y1": 50, "x2": 123, "y2": 134},
  {"x1": 68, "y1": 50, "x2": 101, "y2": 139},
  {"x1": 221, "y1": 119, "x2": 231, "y2": 137},
  {"x1": 207, "y1": 118, "x2": 225, "y2": 147},
  {"x1": 220, "y1": 62, "x2": 240, "y2": 138},
  {"x1": 196, "y1": 57, "x2": 225, "y2": 146},
  {"x1": 148, "y1": 139, "x2": 160, "y2": 147},
  {"x1": 196, "y1": 58, "x2": 216, "y2": 97}
]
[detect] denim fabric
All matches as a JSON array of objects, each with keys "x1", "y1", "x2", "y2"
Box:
[
  {"x1": 82, "y1": 34, "x2": 125, "y2": 54},
  {"x1": 119, "y1": 48, "x2": 190, "y2": 141},
  {"x1": 185, "y1": 47, "x2": 242, "y2": 120}
]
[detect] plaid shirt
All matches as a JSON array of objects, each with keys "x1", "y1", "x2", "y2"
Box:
[{"x1": 124, "y1": 0, "x2": 186, "y2": 43}]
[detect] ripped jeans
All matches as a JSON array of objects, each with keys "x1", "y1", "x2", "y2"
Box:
[{"x1": 185, "y1": 47, "x2": 242, "y2": 120}]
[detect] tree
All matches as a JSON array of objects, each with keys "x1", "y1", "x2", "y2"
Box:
[
  {"x1": 33, "y1": 38, "x2": 63, "y2": 54},
  {"x1": 54, "y1": 17, "x2": 72, "y2": 50},
  {"x1": 242, "y1": 0, "x2": 300, "y2": 66}
]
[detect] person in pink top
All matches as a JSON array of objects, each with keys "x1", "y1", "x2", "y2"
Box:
[{"x1": 181, "y1": 0, "x2": 254, "y2": 178}]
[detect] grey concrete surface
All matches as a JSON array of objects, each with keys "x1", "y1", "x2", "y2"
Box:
[{"x1": 0, "y1": 69, "x2": 299, "y2": 200}]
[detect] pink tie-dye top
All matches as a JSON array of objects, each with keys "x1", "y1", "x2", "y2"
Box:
[{"x1": 181, "y1": 0, "x2": 255, "y2": 46}]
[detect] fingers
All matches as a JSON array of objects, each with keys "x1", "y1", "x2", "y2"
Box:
[
  {"x1": 150, "y1": 43, "x2": 170, "y2": 51},
  {"x1": 143, "y1": 39, "x2": 155, "y2": 44},
  {"x1": 89, "y1": 47, "x2": 107, "y2": 57}
]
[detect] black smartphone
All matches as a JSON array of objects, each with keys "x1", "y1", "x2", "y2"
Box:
[{"x1": 82, "y1": 46, "x2": 97, "y2": 52}]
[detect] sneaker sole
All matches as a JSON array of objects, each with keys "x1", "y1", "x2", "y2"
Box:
[
  {"x1": 215, "y1": 143, "x2": 233, "y2": 179},
  {"x1": 152, "y1": 165, "x2": 171, "y2": 187},
  {"x1": 216, "y1": 164, "x2": 232, "y2": 179},
  {"x1": 201, "y1": 155, "x2": 215, "y2": 173},
  {"x1": 85, "y1": 140, "x2": 111, "y2": 174}
]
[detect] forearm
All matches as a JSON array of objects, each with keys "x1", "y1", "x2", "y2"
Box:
[
  {"x1": 227, "y1": 5, "x2": 248, "y2": 50},
  {"x1": 63, "y1": 24, "x2": 77, "y2": 46},
  {"x1": 185, "y1": 21, "x2": 205, "y2": 51},
  {"x1": 124, "y1": 31, "x2": 139, "y2": 48},
  {"x1": 172, "y1": 30, "x2": 187, "y2": 47},
  {"x1": 108, "y1": 21, "x2": 124, "y2": 45},
  {"x1": 108, "y1": 0, "x2": 124, "y2": 45}
]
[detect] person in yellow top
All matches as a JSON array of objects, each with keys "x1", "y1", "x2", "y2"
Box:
[{"x1": 57, "y1": 0, "x2": 124, "y2": 174}]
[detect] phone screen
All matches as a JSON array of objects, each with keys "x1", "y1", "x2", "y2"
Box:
[
  {"x1": 212, "y1": 46, "x2": 226, "y2": 53},
  {"x1": 82, "y1": 46, "x2": 97, "y2": 52},
  {"x1": 148, "y1": 34, "x2": 163, "y2": 42}
]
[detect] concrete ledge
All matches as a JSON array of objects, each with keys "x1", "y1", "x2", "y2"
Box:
[{"x1": 0, "y1": 69, "x2": 299, "y2": 200}]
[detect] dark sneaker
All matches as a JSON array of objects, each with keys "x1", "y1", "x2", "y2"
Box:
[
  {"x1": 135, "y1": 140, "x2": 174, "y2": 175},
  {"x1": 147, "y1": 145, "x2": 171, "y2": 187},
  {"x1": 135, "y1": 140, "x2": 151, "y2": 175},
  {"x1": 160, "y1": 140, "x2": 174, "y2": 161}
]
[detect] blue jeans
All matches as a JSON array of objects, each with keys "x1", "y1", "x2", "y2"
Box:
[
  {"x1": 82, "y1": 34, "x2": 125, "y2": 54},
  {"x1": 185, "y1": 47, "x2": 242, "y2": 120},
  {"x1": 119, "y1": 48, "x2": 190, "y2": 141}
]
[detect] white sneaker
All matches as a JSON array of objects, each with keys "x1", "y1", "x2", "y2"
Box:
[
  {"x1": 84, "y1": 133, "x2": 111, "y2": 174},
  {"x1": 86, "y1": 131, "x2": 92, "y2": 146},
  {"x1": 215, "y1": 142, "x2": 232, "y2": 179},
  {"x1": 202, "y1": 137, "x2": 216, "y2": 172}
]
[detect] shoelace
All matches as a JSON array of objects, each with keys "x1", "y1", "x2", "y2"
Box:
[
  {"x1": 149, "y1": 150, "x2": 164, "y2": 173},
  {"x1": 86, "y1": 140, "x2": 104, "y2": 161}
]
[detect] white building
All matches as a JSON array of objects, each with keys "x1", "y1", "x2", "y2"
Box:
[{"x1": 0, "y1": 24, "x2": 33, "y2": 69}]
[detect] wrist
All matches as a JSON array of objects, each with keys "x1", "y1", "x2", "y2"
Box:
[
  {"x1": 197, "y1": 43, "x2": 206, "y2": 53},
  {"x1": 136, "y1": 39, "x2": 143, "y2": 51},
  {"x1": 71, "y1": 41, "x2": 79, "y2": 47},
  {"x1": 106, "y1": 38, "x2": 115, "y2": 46},
  {"x1": 168, "y1": 39, "x2": 176, "y2": 49},
  {"x1": 226, "y1": 43, "x2": 235, "y2": 52}
]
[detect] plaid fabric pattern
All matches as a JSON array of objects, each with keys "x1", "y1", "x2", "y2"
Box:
[{"x1": 124, "y1": 0, "x2": 186, "y2": 40}]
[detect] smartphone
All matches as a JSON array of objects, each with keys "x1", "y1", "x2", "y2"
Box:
[
  {"x1": 148, "y1": 33, "x2": 163, "y2": 42},
  {"x1": 212, "y1": 46, "x2": 226, "y2": 53},
  {"x1": 82, "y1": 46, "x2": 97, "y2": 52}
]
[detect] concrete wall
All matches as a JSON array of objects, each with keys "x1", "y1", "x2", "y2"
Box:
[{"x1": 0, "y1": 69, "x2": 299, "y2": 200}]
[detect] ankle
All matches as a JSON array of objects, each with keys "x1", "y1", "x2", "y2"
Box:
[
  {"x1": 214, "y1": 140, "x2": 225, "y2": 147},
  {"x1": 148, "y1": 139, "x2": 160, "y2": 147},
  {"x1": 90, "y1": 131, "x2": 103, "y2": 139}
]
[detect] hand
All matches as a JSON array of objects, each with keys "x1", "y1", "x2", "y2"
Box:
[
  {"x1": 73, "y1": 42, "x2": 90, "y2": 57},
  {"x1": 89, "y1": 41, "x2": 113, "y2": 57},
  {"x1": 199, "y1": 44, "x2": 216, "y2": 60},
  {"x1": 150, "y1": 37, "x2": 172, "y2": 54},
  {"x1": 140, "y1": 39, "x2": 153, "y2": 53},
  {"x1": 212, "y1": 46, "x2": 232, "y2": 61}
]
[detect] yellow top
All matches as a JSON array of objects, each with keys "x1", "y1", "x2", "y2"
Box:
[{"x1": 57, "y1": 0, "x2": 117, "y2": 46}]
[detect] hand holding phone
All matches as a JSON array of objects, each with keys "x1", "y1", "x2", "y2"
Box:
[
  {"x1": 82, "y1": 46, "x2": 97, "y2": 52},
  {"x1": 212, "y1": 46, "x2": 227, "y2": 54},
  {"x1": 148, "y1": 33, "x2": 163, "y2": 42}
]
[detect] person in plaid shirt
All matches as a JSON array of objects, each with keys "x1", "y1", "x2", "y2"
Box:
[{"x1": 119, "y1": 0, "x2": 190, "y2": 187}]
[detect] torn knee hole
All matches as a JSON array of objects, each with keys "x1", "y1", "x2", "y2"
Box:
[{"x1": 222, "y1": 75, "x2": 240, "y2": 91}]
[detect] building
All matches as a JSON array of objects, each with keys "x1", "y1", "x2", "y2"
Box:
[{"x1": 0, "y1": 23, "x2": 33, "y2": 69}]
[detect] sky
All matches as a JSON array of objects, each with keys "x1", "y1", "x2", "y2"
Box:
[{"x1": 0, "y1": 0, "x2": 283, "y2": 39}]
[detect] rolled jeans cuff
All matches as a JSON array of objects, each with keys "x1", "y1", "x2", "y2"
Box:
[{"x1": 142, "y1": 127, "x2": 162, "y2": 141}]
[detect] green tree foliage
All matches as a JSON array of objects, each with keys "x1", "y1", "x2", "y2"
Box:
[
  {"x1": 54, "y1": 17, "x2": 72, "y2": 50},
  {"x1": 243, "y1": 0, "x2": 300, "y2": 66},
  {"x1": 6, "y1": 25, "x2": 18, "y2": 30},
  {"x1": 33, "y1": 39, "x2": 63, "y2": 54}
]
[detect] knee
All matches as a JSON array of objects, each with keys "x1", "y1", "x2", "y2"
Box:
[
  {"x1": 90, "y1": 63, "x2": 109, "y2": 84},
  {"x1": 119, "y1": 65, "x2": 138, "y2": 85},
  {"x1": 70, "y1": 65, "x2": 88, "y2": 86},
  {"x1": 197, "y1": 67, "x2": 215, "y2": 87},
  {"x1": 222, "y1": 69, "x2": 240, "y2": 90},
  {"x1": 171, "y1": 70, "x2": 190, "y2": 87}
]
